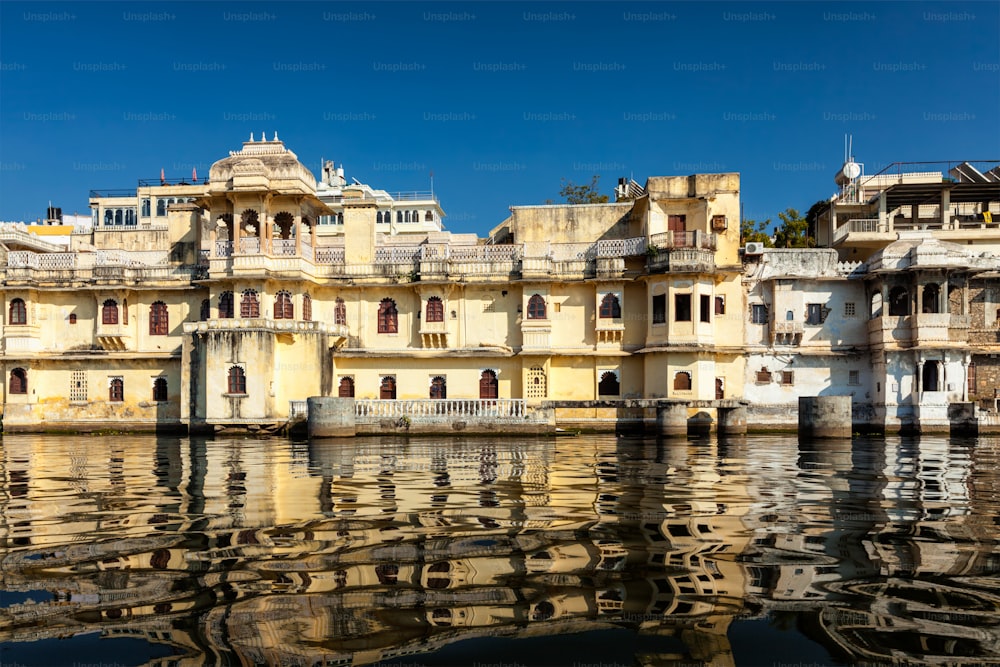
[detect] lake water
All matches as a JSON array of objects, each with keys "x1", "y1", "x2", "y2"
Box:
[{"x1": 1, "y1": 433, "x2": 999, "y2": 667}]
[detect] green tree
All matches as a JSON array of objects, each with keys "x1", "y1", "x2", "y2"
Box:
[
  {"x1": 558, "y1": 175, "x2": 609, "y2": 204},
  {"x1": 773, "y1": 207, "x2": 815, "y2": 248},
  {"x1": 740, "y1": 217, "x2": 773, "y2": 246}
]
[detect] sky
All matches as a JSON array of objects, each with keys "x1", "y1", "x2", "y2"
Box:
[{"x1": 1, "y1": 1, "x2": 998, "y2": 234}]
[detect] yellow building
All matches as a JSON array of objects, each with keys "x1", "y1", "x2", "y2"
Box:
[{"x1": 0, "y1": 136, "x2": 745, "y2": 434}]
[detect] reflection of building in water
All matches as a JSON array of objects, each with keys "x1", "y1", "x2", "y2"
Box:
[
  {"x1": 1, "y1": 435, "x2": 761, "y2": 667},
  {"x1": 736, "y1": 436, "x2": 1000, "y2": 665}
]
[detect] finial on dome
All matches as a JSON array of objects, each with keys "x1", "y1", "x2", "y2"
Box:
[
  {"x1": 249, "y1": 132, "x2": 254, "y2": 142},
  {"x1": 261, "y1": 130, "x2": 265, "y2": 142},
  {"x1": 273, "y1": 131, "x2": 279, "y2": 142}
]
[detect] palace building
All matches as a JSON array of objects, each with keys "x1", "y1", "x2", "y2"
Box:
[{"x1": 0, "y1": 138, "x2": 997, "y2": 434}]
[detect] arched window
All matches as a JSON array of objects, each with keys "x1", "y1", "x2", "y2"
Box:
[
  {"x1": 378, "y1": 298, "x2": 398, "y2": 333},
  {"x1": 599, "y1": 294, "x2": 621, "y2": 319},
  {"x1": 109, "y1": 378, "x2": 124, "y2": 402},
  {"x1": 149, "y1": 301, "x2": 168, "y2": 335},
  {"x1": 380, "y1": 376, "x2": 396, "y2": 399},
  {"x1": 430, "y1": 375, "x2": 447, "y2": 399},
  {"x1": 715, "y1": 377, "x2": 725, "y2": 399},
  {"x1": 426, "y1": 297, "x2": 444, "y2": 323},
  {"x1": 426, "y1": 210, "x2": 434, "y2": 221},
  {"x1": 338, "y1": 377, "x2": 355, "y2": 398},
  {"x1": 527, "y1": 294, "x2": 546, "y2": 319},
  {"x1": 241, "y1": 290, "x2": 260, "y2": 318},
  {"x1": 152, "y1": 377, "x2": 168, "y2": 402},
  {"x1": 376, "y1": 211, "x2": 383, "y2": 224},
  {"x1": 219, "y1": 291, "x2": 234, "y2": 318},
  {"x1": 156, "y1": 199, "x2": 166, "y2": 216},
  {"x1": 240, "y1": 209, "x2": 259, "y2": 234},
  {"x1": 104, "y1": 210, "x2": 113, "y2": 225},
  {"x1": 397, "y1": 211, "x2": 403, "y2": 223},
  {"x1": 302, "y1": 294, "x2": 312, "y2": 322},
  {"x1": 889, "y1": 286, "x2": 910, "y2": 316},
  {"x1": 598, "y1": 371, "x2": 620, "y2": 396},
  {"x1": 870, "y1": 291, "x2": 883, "y2": 319},
  {"x1": 673, "y1": 371, "x2": 692, "y2": 391},
  {"x1": 404, "y1": 210, "x2": 411, "y2": 223},
  {"x1": 334, "y1": 298, "x2": 347, "y2": 325},
  {"x1": 199, "y1": 299, "x2": 210, "y2": 321},
  {"x1": 123, "y1": 298, "x2": 128, "y2": 324},
  {"x1": 8, "y1": 298, "x2": 26, "y2": 325},
  {"x1": 9, "y1": 368, "x2": 27, "y2": 394},
  {"x1": 274, "y1": 211, "x2": 294, "y2": 240},
  {"x1": 228, "y1": 366, "x2": 246, "y2": 394},
  {"x1": 479, "y1": 370, "x2": 498, "y2": 400},
  {"x1": 274, "y1": 291, "x2": 294, "y2": 319},
  {"x1": 922, "y1": 283, "x2": 940, "y2": 314},
  {"x1": 114, "y1": 209, "x2": 123, "y2": 225}
]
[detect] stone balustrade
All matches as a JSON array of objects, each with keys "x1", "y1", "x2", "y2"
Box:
[{"x1": 354, "y1": 398, "x2": 528, "y2": 421}]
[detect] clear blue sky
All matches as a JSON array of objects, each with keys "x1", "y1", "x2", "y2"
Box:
[{"x1": 1, "y1": 1, "x2": 998, "y2": 233}]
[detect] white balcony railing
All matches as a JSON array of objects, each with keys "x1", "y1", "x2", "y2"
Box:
[{"x1": 355, "y1": 398, "x2": 527, "y2": 420}]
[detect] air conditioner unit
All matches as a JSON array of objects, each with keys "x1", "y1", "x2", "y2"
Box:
[{"x1": 744, "y1": 242, "x2": 765, "y2": 255}]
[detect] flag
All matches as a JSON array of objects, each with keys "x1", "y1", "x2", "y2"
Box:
[
  {"x1": 160, "y1": 168, "x2": 165, "y2": 184},
  {"x1": 192, "y1": 167, "x2": 198, "y2": 182}
]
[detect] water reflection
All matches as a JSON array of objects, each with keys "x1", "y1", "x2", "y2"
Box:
[{"x1": 1, "y1": 434, "x2": 999, "y2": 666}]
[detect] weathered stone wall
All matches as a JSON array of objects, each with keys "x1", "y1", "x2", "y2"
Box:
[{"x1": 972, "y1": 355, "x2": 1000, "y2": 402}]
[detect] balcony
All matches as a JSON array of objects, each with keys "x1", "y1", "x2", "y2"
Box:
[
  {"x1": 596, "y1": 322, "x2": 625, "y2": 348},
  {"x1": 521, "y1": 323, "x2": 552, "y2": 352},
  {"x1": 419, "y1": 319, "x2": 449, "y2": 349},
  {"x1": 867, "y1": 315, "x2": 912, "y2": 347},
  {"x1": 3, "y1": 250, "x2": 199, "y2": 285},
  {"x1": 912, "y1": 312, "x2": 951, "y2": 344},
  {"x1": 770, "y1": 321, "x2": 803, "y2": 346},
  {"x1": 646, "y1": 231, "x2": 717, "y2": 274},
  {"x1": 96, "y1": 324, "x2": 131, "y2": 351},
  {"x1": 2, "y1": 325, "x2": 42, "y2": 354}
]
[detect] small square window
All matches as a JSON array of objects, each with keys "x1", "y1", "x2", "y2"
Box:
[
  {"x1": 751, "y1": 304, "x2": 768, "y2": 324},
  {"x1": 780, "y1": 371, "x2": 794, "y2": 386},
  {"x1": 844, "y1": 302, "x2": 856, "y2": 318},
  {"x1": 848, "y1": 370, "x2": 860, "y2": 385},
  {"x1": 756, "y1": 368, "x2": 772, "y2": 384}
]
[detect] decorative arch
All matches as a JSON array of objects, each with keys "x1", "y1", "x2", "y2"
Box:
[
  {"x1": 274, "y1": 291, "x2": 294, "y2": 319},
  {"x1": 334, "y1": 298, "x2": 347, "y2": 325},
  {"x1": 527, "y1": 294, "x2": 546, "y2": 319},
  {"x1": 598, "y1": 370, "x2": 620, "y2": 396},
  {"x1": 9, "y1": 368, "x2": 27, "y2": 394},
  {"x1": 378, "y1": 298, "x2": 398, "y2": 333},
  {"x1": 889, "y1": 286, "x2": 910, "y2": 316},
  {"x1": 241, "y1": 290, "x2": 260, "y2": 318},
  {"x1": 102, "y1": 299, "x2": 119, "y2": 325},
  {"x1": 599, "y1": 293, "x2": 621, "y2": 319},
  {"x1": 426, "y1": 296, "x2": 444, "y2": 323},
  {"x1": 673, "y1": 371, "x2": 692, "y2": 391},
  {"x1": 479, "y1": 369, "x2": 499, "y2": 400},
  {"x1": 219, "y1": 291, "x2": 234, "y2": 318},
  {"x1": 430, "y1": 375, "x2": 447, "y2": 399},
  {"x1": 8, "y1": 298, "x2": 26, "y2": 325}
]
